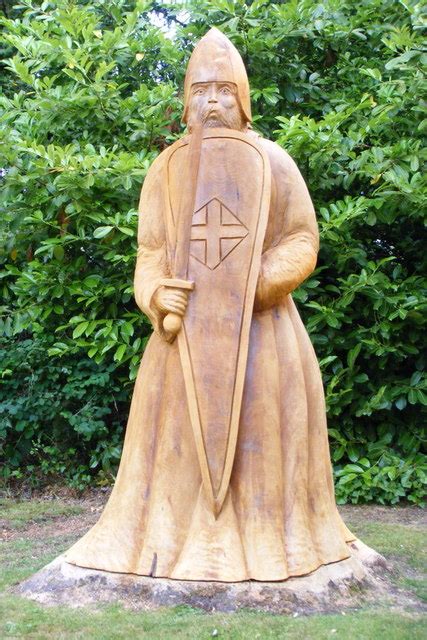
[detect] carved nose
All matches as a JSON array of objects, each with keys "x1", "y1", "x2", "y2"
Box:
[{"x1": 208, "y1": 96, "x2": 218, "y2": 103}]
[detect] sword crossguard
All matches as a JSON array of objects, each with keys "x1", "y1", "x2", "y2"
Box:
[{"x1": 160, "y1": 278, "x2": 194, "y2": 336}]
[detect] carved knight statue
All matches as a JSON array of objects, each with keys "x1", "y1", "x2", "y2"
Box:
[{"x1": 64, "y1": 28, "x2": 355, "y2": 581}]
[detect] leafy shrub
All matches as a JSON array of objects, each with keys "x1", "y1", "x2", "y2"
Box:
[
  {"x1": 0, "y1": 336, "x2": 130, "y2": 489},
  {"x1": 0, "y1": 0, "x2": 425, "y2": 502},
  {"x1": 334, "y1": 451, "x2": 426, "y2": 506}
]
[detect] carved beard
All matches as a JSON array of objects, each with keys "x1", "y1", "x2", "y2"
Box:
[{"x1": 188, "y1": 105, "x2": 245, "y2": 132}]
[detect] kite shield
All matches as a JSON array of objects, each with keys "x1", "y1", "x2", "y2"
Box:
[{"x1": 164, "y1": 129, "x2": 271, "y2": 516}]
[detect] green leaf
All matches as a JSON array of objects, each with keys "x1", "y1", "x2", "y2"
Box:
[
  {"x1": 344, "y1": 464, "x2": 364, "y2": 473},
  {"x1": 395, "y1": 397, "x2": 407, "y2": 410},
  {"x1": 410, "y1": 371, "x2": 422, "y2": 386},
  {"x1": 118, "y1": 227, "x2": 134, "y2": 236},
  {"x1": 347, "y1": 343, "x2": 362, "y2": 369},
  {"x1": 114, "y1": 344, "x2": 127, "y2": 362},
  {"x1": 72, "y1": 322, "x2": 89, "y2": 339},
  {"x1": 83, "y1": 275, "x2": 103, "y2": 288},
  {"x1": 366, "y1": 211, "x2": 377, "y2": 226},
  {"x1": 347, "y1": 445, "x2": 359, "y2": 463},
  {"x1": 339, "y1": 473, "x2": 357, "y2": 485},
  {"x1": 53, "y1": 246, "x2": 65, "y2": 261},
  {"x1": 93, "y1": 226, "x2": 114, "y2": 239},
  {"x1": 408, "y1": 389, "x2": 418, "y2": 405}
]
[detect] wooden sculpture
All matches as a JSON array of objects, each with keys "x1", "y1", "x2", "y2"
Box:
[{"x1": 64, "y1": 27, "x2": 356, "y2": 582}]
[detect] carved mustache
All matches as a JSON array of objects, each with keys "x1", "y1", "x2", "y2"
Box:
[{"x1": 201, "y1": 106, "x2": 226, "y2": 123}]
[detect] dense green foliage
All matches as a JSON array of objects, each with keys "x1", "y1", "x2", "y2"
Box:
[
  {"x1": 0, "y1": 0, "x2": 425, "y2": 503},
  {"x1": 0, "y1": 336, "x2": 128, "y2": 489}
]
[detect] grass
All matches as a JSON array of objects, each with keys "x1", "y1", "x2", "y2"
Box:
[
  {"x1": 0, "y1": 499, "x2": 425, "y2": 639},
  {"x1": 348, "y1": 520, "x2": 427, "y2": 602},
  {"x1": 0, "y1": 498, "x2": 83, "y2": 529},
  {"x1": 349, "y1": 520, "x2": 426, "y2": 568},
  {"x1": 0, "y1": 599, "x2": 425, "y2": 639}
]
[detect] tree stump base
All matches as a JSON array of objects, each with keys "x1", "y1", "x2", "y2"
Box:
[{"x1": 15, "y1": 540, "x2": 388, "y2": 615}]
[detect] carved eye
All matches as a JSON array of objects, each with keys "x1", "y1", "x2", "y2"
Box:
[
  {"x1": 194, "y1": 88, "x2": 205, "y2": 95},
  {"x1": 220, "y1": 87, "x2": 231, "y2": 95}
]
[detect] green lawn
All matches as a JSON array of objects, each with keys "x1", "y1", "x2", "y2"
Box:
[
  {"x1": 1, "y1": 498, "x2": 83, "y2": 530},
  {"x1": 0, "y1": 498, "x2": 425, "y2": 639}
]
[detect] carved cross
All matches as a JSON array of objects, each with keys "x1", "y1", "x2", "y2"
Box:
[{"x1": 190, "y1": 198, "x2": 248, "y2": 270}]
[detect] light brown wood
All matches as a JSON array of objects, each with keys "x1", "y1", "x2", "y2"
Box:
[
  {"x1": 165, "y1": 128, "x2": 271, "y2": 515},
  {"x1": 64, "y1": 27, "x2": 360, "y2": 583},
  {"x1": 162, "y1": 122, "x2": 203, "y2": 337},
  {"x1": 161, "y1": 279, "x2": 195, "y2": 334}
]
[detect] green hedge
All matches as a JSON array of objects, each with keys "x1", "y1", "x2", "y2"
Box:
[
  {"x1": 1, "y1": 335, "x2": 129, "y2": 490},
  {"x1": 0, "y1": 0, "x2": 425, "y2": 504}
]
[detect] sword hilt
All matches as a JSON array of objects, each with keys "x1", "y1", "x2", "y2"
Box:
[{"x1": 160, "y1": 278, "x2": 194, "y2": 337}]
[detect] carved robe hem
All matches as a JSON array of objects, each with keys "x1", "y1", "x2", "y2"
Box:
[
  {"x1": 65, "y1": 547, "x2": 356, "y2": 583},
  {"x1": 64, "y1": 296, "x2": 355, "y2": 583}
]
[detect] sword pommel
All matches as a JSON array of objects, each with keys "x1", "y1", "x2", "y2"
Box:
[
  {"x1": 160, "y1": 278, "x2": 195, "y2": 336},
  {"x1": 163, "y1": 312, "x2": 182, "y2": 335}
]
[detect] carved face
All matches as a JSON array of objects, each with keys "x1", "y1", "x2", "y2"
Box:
[{"x1": 187, "y1": 81, "x2": 245, "y2": 131}]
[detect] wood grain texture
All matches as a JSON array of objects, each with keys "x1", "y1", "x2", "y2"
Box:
[
  {"x1": 64, "y1": 134, "x2": 356, "y2": 581},
  {"x1": 64, "y1": 28, "x2": 360, "y2": 583},
  {"x1": 162, "y1": 123, "x2": 203, "y2": 336},
  {"x1": 165, "y1": 129, "x2": 271, "y2": 515}
]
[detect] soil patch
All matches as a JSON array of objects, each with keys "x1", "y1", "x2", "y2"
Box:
[
  {"x1": 339, "y1": 504, "x2": 426, "y2": 527},
  {"x1": 2, "y1": 491, "x2": 425, "y2": 544},
  {"x1": 0, "y1": 492, "x2": 107, "y2": 543}
]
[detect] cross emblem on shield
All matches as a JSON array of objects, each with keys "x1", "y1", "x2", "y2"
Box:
[{"x1": 190, "y1": 198, "x2": 248, "y2": 270}]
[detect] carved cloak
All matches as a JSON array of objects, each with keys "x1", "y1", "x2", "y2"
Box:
[{"x1": 64, "y1": 132, "x2": 355, "y2": 582}]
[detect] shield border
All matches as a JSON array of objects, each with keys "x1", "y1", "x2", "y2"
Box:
[{"x1": 164, "y1": 129, "x2": 271, "y2": 516}]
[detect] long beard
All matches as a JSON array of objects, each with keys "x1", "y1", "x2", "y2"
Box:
[
  {"x1": 203, "y1": 117, "x2": 226, "y2": 128},
  {"x1": 189, "y1": 106, "x2": 244, "y2": 132}
]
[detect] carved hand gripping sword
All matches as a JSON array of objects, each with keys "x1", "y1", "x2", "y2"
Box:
[{"x1": 161, "y1": 123, "x2": 203, "y2": 335}]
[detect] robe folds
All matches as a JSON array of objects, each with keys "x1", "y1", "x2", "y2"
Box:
[{"x1": 64, "y1": 131, "x2": 355, "y2": 582}]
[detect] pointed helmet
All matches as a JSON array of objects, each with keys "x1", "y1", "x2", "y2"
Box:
[{"x1": 182, "y1": 27, "x2": 252, "y2": 124}]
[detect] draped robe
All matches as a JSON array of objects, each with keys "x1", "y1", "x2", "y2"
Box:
[{"x1": 64, "y1": 131, "x2": 355, "y2": 582}]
